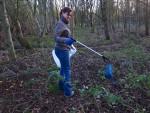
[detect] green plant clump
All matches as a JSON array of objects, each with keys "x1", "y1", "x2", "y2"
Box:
[
  {"x1": 126, "y1": 73, "x2": 150, "y2": 89},
  {"x1": 80, "y1": 85, "x2": 123, "y2": 105},
  {"x1": 47, "y1": 69, "x2": 63, "y2": 93}
]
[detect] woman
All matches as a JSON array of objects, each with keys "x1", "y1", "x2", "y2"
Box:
[{"x1": 54, "y1": 7, "x2": 76, "y2": 97}]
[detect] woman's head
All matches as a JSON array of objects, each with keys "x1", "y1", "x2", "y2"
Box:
[{"x1": 60, "y1": 7, "x2": 72, "y2": 22}]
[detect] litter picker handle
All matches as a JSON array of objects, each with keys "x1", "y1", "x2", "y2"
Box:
[
  {"x1": 76, "y1": 41, "x2": 110, "y2": 63},
  {"x1": 77, "y1": 41, "x2": 103, "y2": 57}
]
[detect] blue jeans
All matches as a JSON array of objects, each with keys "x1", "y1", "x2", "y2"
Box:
[{"x1": 55, "y1": 48, "x2": 71, "y2": 82}]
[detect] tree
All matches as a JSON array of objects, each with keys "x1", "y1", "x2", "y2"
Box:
[
  {"x1": 38, "y1": 0, "x2": 47, "y2": 38},
  {"x1": 135, "y1": 0, "x2": 140, "y2": 36},
  {"x1": 26, "y1": 0, "x2": 42, "y2": 37},
  {"x1": 100, "y1": 0, "x2": 110, "y2": 40},
  {"x1": 145, "y1": 0, "x2": 149, "y2": 35},
  {"x1": 0, "y1": 0, "x2": 16, "y2": 60},
  {"x1": 14, "y1": 0, "x2": 32, "y2": 49}
]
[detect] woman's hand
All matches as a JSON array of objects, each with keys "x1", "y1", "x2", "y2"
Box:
[{"x1": 64, "y1": 37, "x2": 76, "y2": 45}]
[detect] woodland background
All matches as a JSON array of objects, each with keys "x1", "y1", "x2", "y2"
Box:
[{"x1": 0, "y1": 0, "x2": 150, "y2": 113}]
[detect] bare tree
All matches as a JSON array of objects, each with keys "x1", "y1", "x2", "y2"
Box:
[
  {"x1": 14, "y1": 0, "x2": 32, "y2": 49},
  {"x1": 135, "y1": 0, "x2": 140, "y2": 36},
  {"x1": 145, "y1": 0, "x2": 149, "y2": 35},
  {"x1": 26, "y1": 0, "x2": 42, "y2": 37},
  {"x1": 38, "y1": 0, "x2": 47, "y2": 38},
  {"x1": 0, "y1": 0, "x2": 16, "y2": 60},
  {"x1": 100, "y1": 0, "x2": 110, "y2": 40}
]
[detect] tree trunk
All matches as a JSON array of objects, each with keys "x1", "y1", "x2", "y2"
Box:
[
  {"x1": 109, "y1": 0, "x2": 115, "y2": 32},
  {"x1": 48, "y1": 0, "x2": 56, "y2": 33},
  {"x1": 100, "y1": 0, "x2": 110, "y2": 40},
  {"x1": 0, "y1": 0, "x2": 16, "y2": 60},
  {"x1": 123, "y1": 0, "x2": 128, "y2": 33},
  {"x1": 26, "y1": 0, "x2": 42, "y2": 38},
  {"x1": 15, "y1": 0, "x2": 31, "y2": 49},
  {"x1": 38, "y1": 0, "x2": 47, "y2": 38},
  {"x1": 136, "y1": 0, "x2": 140, "y2": 36},
  {"x1": 145, "y1": 0, "x2": 149, "y2": 35},
  {"x1": 55, "y1": 0, "x2": 59, "y2": 21},
  {"x1": 70, "y1": 11, "x2": 74, "y2": 36},
  {"x1": 89, "y1": 0, "x2": 95, "y2": 33},
  {"x1": 116, "y1": 0, "x2": 120, "y2": 29},
  {"x1": 15, "y1": 20, "x2": 32, "y2": 49},
  {"x1": 33, "y1": 0, "x2": 37, "y2": 16}
]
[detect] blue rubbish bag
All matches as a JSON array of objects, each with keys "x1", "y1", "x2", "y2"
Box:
[{"x1": 104, "y1": 64, "x2": 113, "y2": 79}]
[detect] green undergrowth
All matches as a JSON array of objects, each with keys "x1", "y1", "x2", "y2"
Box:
[
  {"x1": 104, "y1": 40, "x2": 150, "y2": 61},
  {"x1": 124, "y1": 73, "x2": 150, "y2": 89},
  {"x1": 74, "y1": 26, "x2": 90, "y2": 41},
  {"x1": 47, "y1": 67, "x2": 62, "y2": 93},
  {"x1": 26, "y1": 35, "x2": 54, "y2": 48},
  {"x1": 79, "y1": 85, "x2": 123, "y2": 106}
]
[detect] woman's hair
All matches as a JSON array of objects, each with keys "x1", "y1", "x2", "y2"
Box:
[{"x1": 60, "y1": 7, "x2": 72, "y2": 17}]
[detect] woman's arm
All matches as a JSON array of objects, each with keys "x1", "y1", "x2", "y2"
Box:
[{"x1": 55, "y1": 23, "x2": 68, "y2": 43}]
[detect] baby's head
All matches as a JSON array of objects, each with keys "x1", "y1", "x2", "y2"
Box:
[{"x1": 60, "y1": 30, "x2": 69, "y2": 37}]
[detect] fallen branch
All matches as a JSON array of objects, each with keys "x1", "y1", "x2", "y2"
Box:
[{"x1": 23, "y1": 101, "x2": 37, "y2": 113}]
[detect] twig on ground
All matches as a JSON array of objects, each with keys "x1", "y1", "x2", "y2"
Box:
[{"x1": 23, "y1": 101, "x2": 37, "y2": 113}]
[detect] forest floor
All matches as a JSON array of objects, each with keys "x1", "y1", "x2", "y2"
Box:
[{"x1": 0, "y1": 30, "x2": 150, "y2": 113}]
